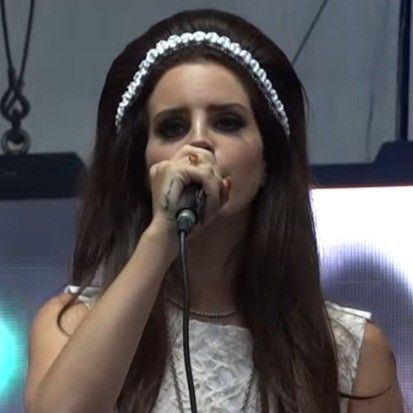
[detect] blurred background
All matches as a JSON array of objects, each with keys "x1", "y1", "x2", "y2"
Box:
[{"x1": 0, "y1": 1, "x2": 412, "y2": 412}]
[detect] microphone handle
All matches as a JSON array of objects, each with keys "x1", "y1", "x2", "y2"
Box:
[{"x1": 176, "y1": 183, "x2": 206, "y2": 228}]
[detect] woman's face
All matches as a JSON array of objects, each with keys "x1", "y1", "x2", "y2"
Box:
[{"x1": 145, "y1": 61, "x2": 267, "y2": 217}]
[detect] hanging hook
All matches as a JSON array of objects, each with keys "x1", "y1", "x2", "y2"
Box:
[
  {"x1": 0, "y1": 0, "x2": 35, "y2": 155},
  {"x1": 0, "y1": 67, "x2": 31, "y2": 123}
]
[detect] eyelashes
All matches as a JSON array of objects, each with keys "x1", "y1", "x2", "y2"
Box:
[
  {"x1": 215, "y1": 114, "x2": 247, "y2": 132},
  {"x1": 154, "y1": 114, "x2": 247, "y2": 139}
]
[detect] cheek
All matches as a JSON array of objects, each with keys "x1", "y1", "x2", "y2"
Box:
[
  {"x1": 144, "y1": 140, "x2": 181, "y2": 191},
  {"x1": 144, "y1": 141, "x2": 156, "y2": 170},
  {"x1": 144, "y1": 140, "x2": 172, "y2": 170},
  {"x1": 144, "y1": 141, "x2": 168, "y2": 191},
  {"x1": 229, "y1": 148, "x2": 265, "y2": 199}
]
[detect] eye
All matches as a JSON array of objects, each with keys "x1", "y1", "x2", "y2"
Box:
[
  {"x1": 156, "y1": 118, "x2": 188, "y2": 139},
  {"x1": 214, "y1": 114, "x2": 246, "y2": 132}
]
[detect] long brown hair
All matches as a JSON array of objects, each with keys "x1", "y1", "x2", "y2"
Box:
[{"x1": 58, "y1": 9, "x2": 376, "y2": 412}]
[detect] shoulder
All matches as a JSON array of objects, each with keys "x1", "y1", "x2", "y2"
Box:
[
  {"x1": 324, "y1": 301, "x2": 372, "y2": 394},
  {"x1": 324, "y1": 301, "x2": 404, "y2": 411},
  {"x1": 25, "y1": 293, "x2": 90, "y2": 411},
  {"x1": 356, "y1": 321, "x2": 395, "y2": 391},
  {"x1": 31, "y1": 292, "x2": 90, "y2": 336},
  {"x1": 349, "y1": 322, "x2": 404, "y2": 412},
  {"x1": 325, "y1": 301, "x2": 372, "y2": 357},
  {"x1": 28, "y1": 293, "x2": 90, "y2": 364}
]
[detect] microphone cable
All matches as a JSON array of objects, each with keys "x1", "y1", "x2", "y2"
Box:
[
  {"x1": 176, "y1": 229, "x2": 198, "y2": 413},
  {"x1": 175, "y1": 183, "x2": 206, "y2": 413}
]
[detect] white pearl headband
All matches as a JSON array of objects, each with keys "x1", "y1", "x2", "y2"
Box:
[{"x1": 115, "y1": 31, "x2": 291, "y2": 139}]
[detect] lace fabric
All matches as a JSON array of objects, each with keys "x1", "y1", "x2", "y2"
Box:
[{"x1": 62, "y1": 285, "x2": 371, "y2": 412}]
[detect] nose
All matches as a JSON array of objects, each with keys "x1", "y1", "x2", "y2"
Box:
[
  {"x1": 188, "y1": 136, "x2": 214, "y2": 153},
  {"x1": 187, "y1": 115, "x2": 214, "y2": 153}
]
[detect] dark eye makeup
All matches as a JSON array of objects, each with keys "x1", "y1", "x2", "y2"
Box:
[
  {"x1": 154, "y1": 113, "x2": 247, "y2": 139},
  {"x1": 214, "y1": 113, "x2": 246, "y2": 132},
  {"x1": 155, "y1": 117, "x2": 188, "y2": 139}
]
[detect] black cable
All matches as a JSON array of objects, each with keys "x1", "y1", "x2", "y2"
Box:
[
  {"x1": 396, "y1": 0, "x2": 411, "y2": 142},
  {"x1": 292, "y1": 0, "x2": 329, "y2": 65},
  {"x1": 174, "y1": 186, "x2": 206, "y2": 412},
  {"x1": 0, "y1": 0, "x2": 35, "y2": 82},
  {"x1": 179, "y1": 229, "x2": 198, "y2": 412},
  {"x1": 19, "y1": 0, "x2": 35, "y2": 83},
  {"x1": 0, "y1": 0, "x2": 13, "y2": 67},
  {"x1": 0, "y1": 0, "x2": 35, "y2": 153}
]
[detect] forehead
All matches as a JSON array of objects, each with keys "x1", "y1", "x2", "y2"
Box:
[{"x1": 147, "y1": 62, "x2": 251, "y2": 114}]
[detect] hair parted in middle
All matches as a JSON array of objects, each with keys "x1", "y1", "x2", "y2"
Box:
[{"x1": 58, "y1": 8, "x2": 370, "y2": 412}]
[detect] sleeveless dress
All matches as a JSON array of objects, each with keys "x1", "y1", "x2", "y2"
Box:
[{"x1": 63, "y1": 285, "x2": 372, "y2": 412}]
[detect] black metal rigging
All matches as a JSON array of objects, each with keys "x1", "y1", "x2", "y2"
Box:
[{"x1": 0, "y1": 0, "x2": 35, "y2": 154}]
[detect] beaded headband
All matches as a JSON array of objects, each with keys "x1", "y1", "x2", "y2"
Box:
[{"x1": 115, "y1": 31, "x2": 291, "y2": 139}]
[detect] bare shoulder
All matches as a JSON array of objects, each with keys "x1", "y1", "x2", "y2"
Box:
[
  {"x1": 348, "y1": 321, "x2": 404, "y2": 413},
  {"x1": 25, "y1": 293, "x2": 90, "y2": 412},
  {"x1": 31, "y1": 292, "x2": 90, "y2": 336}
]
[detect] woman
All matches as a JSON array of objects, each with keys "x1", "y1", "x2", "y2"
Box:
[{"x1": 24, "y1": 8, "x2": 404, "y2": 413}]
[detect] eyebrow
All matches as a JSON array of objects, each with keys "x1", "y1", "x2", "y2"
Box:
[{"x1": 153, "y1": 103, "x2": 248, "y2": 122}]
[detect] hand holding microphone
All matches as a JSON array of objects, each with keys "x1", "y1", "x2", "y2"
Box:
[{"x1": 147, "y1": 145, "x2": 232, "y2": 240}]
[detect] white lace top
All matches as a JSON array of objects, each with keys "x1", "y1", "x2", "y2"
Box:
[{"x1": 63, "y1": 285, "x2": 371, "y2": 412}]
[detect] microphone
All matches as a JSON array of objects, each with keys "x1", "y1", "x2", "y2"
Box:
[{"x1": 175, "y1": 183, "x2": 206, "y2": 235}]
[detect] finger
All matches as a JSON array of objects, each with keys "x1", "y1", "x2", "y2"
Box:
[
  {"x1": 178, "y1": 145, "x2": 217, "y2": 165},
  {"x1": 173, "y1": 151, "x2": 223, "y2": 183},
  {"x1": 176, "y1": 164, "x2": 221, "y2": 216}
]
